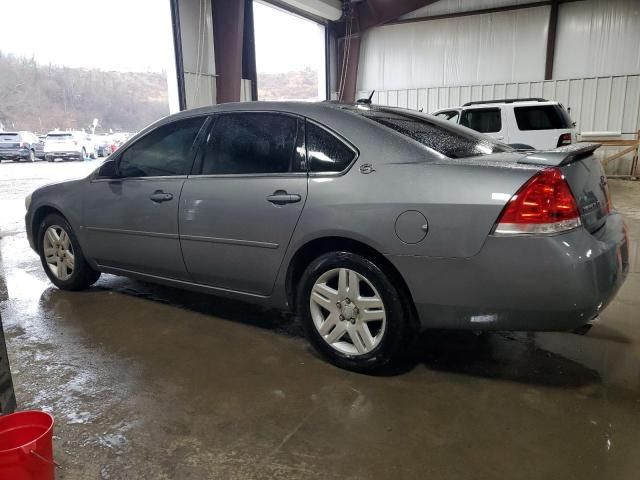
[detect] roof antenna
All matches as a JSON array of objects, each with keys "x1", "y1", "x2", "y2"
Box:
[{"x1": 356, "y1": 90, "x2": 375, "y2": 105}]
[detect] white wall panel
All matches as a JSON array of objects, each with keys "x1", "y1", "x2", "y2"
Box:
[
  {"x1": 357, "y1": 6, "x2": 549, "y2": 91},
  {"x1": 554, "y1": 0, "x2": 640, "y2": 79},
  {"x1": 179, "y1": 0, "x2": 216, "y2": 109}
]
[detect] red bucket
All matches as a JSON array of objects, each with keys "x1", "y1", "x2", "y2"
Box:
[{"x1": 0, "y1": 411, "x2": 56, "y2": 480}]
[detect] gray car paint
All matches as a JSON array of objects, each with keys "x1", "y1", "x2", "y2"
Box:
[{"x1": 25, "y1": 102, "x2": 629, "y2": 332}]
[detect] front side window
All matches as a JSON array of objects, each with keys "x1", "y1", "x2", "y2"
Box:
[
  {"x1": 350, "y1": 107, "x2": 510, "y2": 159},
  {"x1": 199, "y1": 113, "x2": 300, "y2": 175},
  {"x1": 460, "y1": 108, "x2": 501, "y2": 133},
  {"x1": 118, "y1": 116, "x2": 205, "y2": 178},
  {"x1": 306, "y1": 122, "x2": 355, "y2": 173},
  {"x1": 514, "y1": 105, "x2": 572, "y2": 131}
]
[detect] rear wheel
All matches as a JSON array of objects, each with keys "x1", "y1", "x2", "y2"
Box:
[
  {"x1": 38, "y1": 213, "x2": 100, "y2": 290},
  {"x1": 298, "y1": 251, "x2": 410, "y2": 372},
  {"x1": 28, "y1": 150, "x2": 35, "y2": 162}
]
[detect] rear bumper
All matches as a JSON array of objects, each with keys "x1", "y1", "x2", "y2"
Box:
[
  {"x1": 389, "y1": 212, "x2": 629, "y2": 331},
  {"x1": 44, "y1": 151, "x2": 83, "y2": 160},
  {"x1": 0, "y1": 149, "x2": 30, "y2": 160}
]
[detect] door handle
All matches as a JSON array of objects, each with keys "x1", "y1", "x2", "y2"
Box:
[
  {"x1": 149, "y1": 191, "x2": 173, "y2": 203},
  {"x1": 496, "y1": 135, "x2": 505, "y2": 140},
  {"x1": 267, "y1": 190, "x2": 302, "y2": 206}
]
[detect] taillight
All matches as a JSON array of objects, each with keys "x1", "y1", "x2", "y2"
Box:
[
  {"x1": 557, "y1": 133, "x2": 572, "y2": 147},
  {"x1": 494, "y1": 168, "x2": 581, "y2": 235},
  {"x1": 20, "y1": 142, "x2": 28, "y2": 148}
]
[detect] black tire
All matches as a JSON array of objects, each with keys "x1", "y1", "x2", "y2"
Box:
[
  {"x1": 38, "y1": 213, "x2": 100, "y2": 290},
  {"x1": 297, "y1": 251, "x2": 411, "y2": 373},
  {"x1": 28, "y1": 150, "x2": 36, "y2": 162}
]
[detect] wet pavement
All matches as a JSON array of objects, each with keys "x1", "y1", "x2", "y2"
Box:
[{"x1": 0, "y1": 161, "x2": 639, "y2": 479}]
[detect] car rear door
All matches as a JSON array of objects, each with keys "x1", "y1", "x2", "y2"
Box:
[
  {"x1": 82, "y1": 116, "x2": 207, "y2": 280},
  {"x1": 179, "y1": 112, "x2": 307, "y2": 296}
]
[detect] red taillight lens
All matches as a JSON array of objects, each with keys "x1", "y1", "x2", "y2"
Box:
[
  {"x1": 557, "y1": 133, "x2": 572, "y2": 147},
  {"x1": 20, "y1": 142, "x2": 28, "y2": 148},
  {"x1": 494, "y1": 168, "x2": 581, "y2": 235}
]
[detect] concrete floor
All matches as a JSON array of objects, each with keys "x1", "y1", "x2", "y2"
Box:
[{"x1": 1, "y1": 161, "x2": 639, "y2": 479}]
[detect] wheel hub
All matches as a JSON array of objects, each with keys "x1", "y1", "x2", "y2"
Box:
[{"x1": 339, "y1": 300, "x2": 358, "y2": 322}]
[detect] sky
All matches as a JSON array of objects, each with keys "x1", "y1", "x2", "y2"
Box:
[
  {"x1": 253, "y1": 1, "x2": 326, "y2": 74},
  {"x1": 0, "y1": 0, "x2": 326, "y2": 75},
  {"x1": 0, "y1": 0, "x2": 175, "y2": 72}
]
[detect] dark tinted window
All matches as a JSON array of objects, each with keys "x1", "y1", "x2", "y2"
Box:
[
  {"x1": 200, "y1": 113, "x2": 299, "y2": 175},
  {"x1": 352, "y1": 107, "x2": 510, "y2": 159},
  {"x1": 306, "y1": 122, "x2": 355, "y2": 172},
  {"x1": 119, "y1": 117, "x2": 205, "y2": 177},
  {"x1": 460, "y1": 109, "x2": 501, "y2": 133},
  {"x1": 514, "y1": 105, "x2": 572, "y2": 130}
]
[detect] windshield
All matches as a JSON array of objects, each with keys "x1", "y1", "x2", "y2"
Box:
[{"x1": 349, "y1": 106, "x2": 512, "y2": 159}]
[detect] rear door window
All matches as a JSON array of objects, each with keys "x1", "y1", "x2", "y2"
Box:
[
  {"x1": 198, "y1": 113, "x2": 301, "y2": 175},
  {"x1": 514, "y1": 105, "x2": 572, "y2": 130},
  {"x1": 306, "y1": 122, "x2": 355, "y2": 173},
  {"x1": 460, "y1": 108, "x2": 501, "y2": 133}
]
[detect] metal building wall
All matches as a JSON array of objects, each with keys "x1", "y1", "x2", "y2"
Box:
[{"x1": 357, "y1": 5, "x2": 550, "y2": 90}]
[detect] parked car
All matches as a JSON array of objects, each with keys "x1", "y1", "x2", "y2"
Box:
[
  {"x1": 35, "y1": 135, "x2": 46, "y2": 159},
  {"x1": 44, "y1": 131, "x2": 96, "y2": 162},
  {"x1": 432, "y1": 98, "x2": 577, "y2": 150},
  {"x1": 94, "y1": 135, "x2": 114, "y2": 157},
  {"x1": 24, "y1": 102, "x2": 628, "y2": 372},
  {"x1": 0, "y1": 131, "x2": 41, "y2": 162}
]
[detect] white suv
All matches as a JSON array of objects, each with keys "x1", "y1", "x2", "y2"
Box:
[
  {"x1": 432, "y1": 98, "x2": 577, "y2": 150},
  {"x1": 44, "y1": 131, "x2": 96, "y2": 162}
]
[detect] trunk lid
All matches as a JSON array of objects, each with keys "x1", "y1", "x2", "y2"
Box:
[
  {"x1": 517, "y1": 143, "x2": 610, "y2": 232},
  {"x1": 0, "y1": 133, "x2": 20, "y2": 149},
  {"x1": 45, "y1": 133, "x2": 76, "y2": 152}
]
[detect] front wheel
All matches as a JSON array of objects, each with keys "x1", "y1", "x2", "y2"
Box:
[
  {"x1": 28, "y1": 150, "x2": 35, "y2": 162},
  {"x1": 298, "y1": 251, "x2": 410, "y2": 372},
  {"x1": 38, "y1": 213, "x2": 100, "y2": 290}
]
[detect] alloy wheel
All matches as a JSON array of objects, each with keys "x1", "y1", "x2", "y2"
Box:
[
  {"x1": 309, "y1": 268, "x2": 386, "y2": 356},
  {"x1": 43, "y1": 225, "x2": 75, "y2": 281}
]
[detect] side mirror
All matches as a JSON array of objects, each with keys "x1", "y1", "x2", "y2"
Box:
[{"x1": 96, "y1": 159, "x2": 119, "y2": 179}]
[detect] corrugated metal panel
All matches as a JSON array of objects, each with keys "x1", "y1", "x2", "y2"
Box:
[{"x1": 358, "y1": 74, "x2": 640, "y2": 134}]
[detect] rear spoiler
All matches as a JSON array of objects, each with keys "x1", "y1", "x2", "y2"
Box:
[{"x1": 517, "y1": 143, "x2": 600, "y2": 167}]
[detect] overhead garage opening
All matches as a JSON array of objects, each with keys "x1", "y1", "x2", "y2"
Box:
[{"x1": 253, "y1": 1, "x2": 327, "y2": 101}]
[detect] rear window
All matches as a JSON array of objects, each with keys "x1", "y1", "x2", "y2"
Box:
[
  {"x1": 0, "y1": 133, "x2": 19, "y2": 141},
  {"x1": 514, "y1": 105, "x2": 572, "y2": 130},
  {"x1": 47, "y1": 133, "x2": 73, "y2": 139},
  {"x1": 351, "y1": 107, "x2": 511, "y2": 159},
  {"x1": 460, "y1": 109, "x2": 501, "y2": 133}
]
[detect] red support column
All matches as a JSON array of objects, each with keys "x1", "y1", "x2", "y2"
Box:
[{"x1": 212, "y1": 0, "x2": 245, "y2": 103}]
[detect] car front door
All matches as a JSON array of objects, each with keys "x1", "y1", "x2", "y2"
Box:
[
  {"x1": 82, "y1": 116, "x2": 207, "y2": 280},
  {"x1": 179, "y1": 112, "x2": 307, "y2": 296}
]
